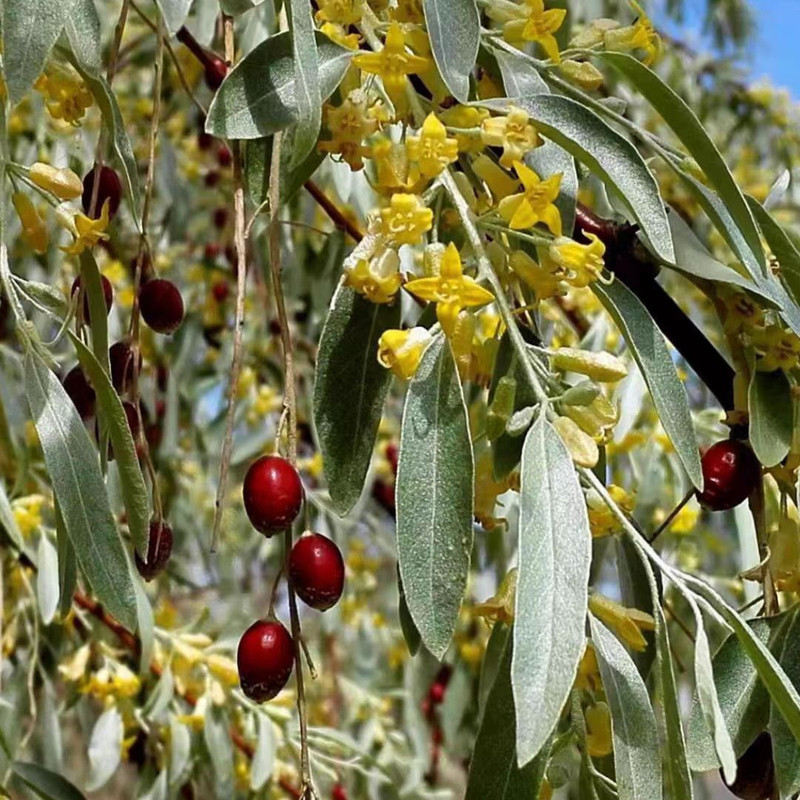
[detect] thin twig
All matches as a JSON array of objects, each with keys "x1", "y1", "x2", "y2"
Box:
[
  {"x1": 648, "y1": 489, "x2": 694, "y2": 544},
  {"x1": 663, "y1": 598, "x2": 696, "y2": 643},
  {"x1": 304, "y1": 180, "x2": 364, "y2": 242},
  {"x1": 210, "y1": 16, "x2": 249, "y2": 553}
]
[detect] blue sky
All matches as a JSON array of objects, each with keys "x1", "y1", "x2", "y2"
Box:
[{"x1": 655, "y1": 0, "x2": 800, "y2": 98}]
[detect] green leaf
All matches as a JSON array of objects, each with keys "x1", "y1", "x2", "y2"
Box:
[
  {"x1": 466, "y1": 636, "x2": 550, "y2": 800},
  {"x1": 483, "y1": 94, "x2": 674, "y2": 264},
  {"x1": 204, "y1": 704, "x2": 234, "y2": 796},
  {"x1": 205, "y1": 31, "x2": 351, "y2": 140},
  {"x1": 135, "y1": 578, "x2": 155, "y2": 674},
  {"x1": 513, "y1": 415, "x2": 591, "y2": 766},
  {"x1": 154, "y1": 0, "x2": 194, "y2": 33},
  {"x1": 2, "y1": 0, "x2": 67, "y2": 104},
  {"x1": 86, "y1": 706, "x2": 123, "y2": 791},
  {"x1": 770, "y1": 609, "x2": 800, "y2": 797},
  {"x1": 11, "y1": 762, "x2": 87, "y2": 800},
  {"x1": 286, "y1": 0, "x2": 321, "y2": 166},
  {"x1": 423, "y1": 0, "x2": 479, "y2": 103},
  {"x1": 615, "y1": 535, "x2": 655, "y2": 678},
  {"x1": 55, "y1": 499, "x2": 76, "y2": 620},
  {"x1": 313, "y1": 286, "x2": 400, "y2": 515},
  {"x1": 78, "y1": 252, "x2": 110, "y2": 370},
  {"x1": 37, "y1": 533, "x2": 60, "y2": 625},
  {"x1": 748, "y1": 195, "x2": 800, "y2": 308},
  {"x1": 748, "y1": 368, "x2": 794, "y2": 468},
  {"x1": 596, "y1": 52, "x2": 764, "y2": 273},
  {"x1": 63, "y1": 0, "x2": 102, "y2": 71},
  {"x1": 69, "y1": 334, "x2": 151, "y2": 555},
  {"x1": 490, "y1": 45, "x2": 548, "y2": 97},
  {"x1": 250, "y1": 715, "x2": 276, "y2": 791},
  {"x1": 398, "y1": 572, "x2": 422, "y2": 656},
  {"x1": 0, "y1": 477, "x2": 24, "y2": 551},
  {"x1": 478, "y1": 622, "x2": 510, "y2": 718},
  {"x1": 594, "y1": 278, "x2": 703, "y2": 490},
  {"x1": 396, "y1": 336, "x2": 473, "y2": 659},
  {"x1": 590, "y1": 615, "x2": 663, "y2": 800},
  {"x1": 24, "y1": 350, "x2": 138, "y2": 631}
]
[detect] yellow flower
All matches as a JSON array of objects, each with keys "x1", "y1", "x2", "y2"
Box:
[
  {"x1": 369, "y1": 137, "x2": 420, "y2": 192},
  {"x1": 60, "y1": 200, "x2": 111, "y2": 256},
  {"x1": 377, "y1": 326, "x2": 432, "y2": 379},
  {"x1": 481, "y1": 107, "x2": 540, "y2": 168},
  {"x1": 404, "y1": 242, "x2": 494, "y2": 335},
  {"x1": 721, "y1": 290, "x2": 764, "y2": 333},
  {"x1": 318, "y1": 90, "x2": 379, "y2": 171},
  {"x1": 752, "y1": 325, "x2": 800, "y2": 372},
  {"x1": 771, "y1": 517, "x2": 800, "y2": 592},
  {"x1": 472, "y1": 154, "x2": 521, "y2": 200},
  {"x1": 344, "y1": 246, "x2": 403, "y2": 303},
  {"x1": 81, "y1": 662, "x2": 142, "y2": 700},
  {"x1": 587, "y1": 484, "x2": 634, "y2": 538},
  {"x1": 564, "y1": 393, "x2": 618, "y2": 439},
  {"x1": 551, "y1": 348, "x2": 627, "y2": 383},
  {"x1": 378, "y1": 193, "x2": 432, "y2": 245},
  {"x1": 558, "y1": 60, "x2": 604, "y2": 91},
  {"x1": 11, "y1": 495, "x2": 46, "y2": 537},
  {"x1": 406, "y1": 113, "x2": 459, "y2": 179},
  {"x1": 29, "y1": 162, "x2": 83, "y2": 200},
  {"x1": 315, "y1": 0, "x2": 362, "y2": 26},
  {"x1": 473, "y1": 448, "x2": 515, "y2": 529},
  {"x1": 353, "y1": 22, "x2": 431, "y2": 116},
  {"x1": 35, "y1": 70, "x2": 93, "y2": 126},
  {"x1": 439, "y1": 106, "x2": 489, "y2": 153},
  {"x1": 494, "y1": 0, "x2": 566, "y2": 60},
  {"x1": 473, "y1": 568, "x2": 517, "y2": 624},
  {"x1": 498, "y1": 161, "x2": 562, "y2": 234},
  {"x1": 320, "y1": 22, "x2": 361, "y2": 50},
  {"x1": 549, "y1": 233, "x2": 606, "y2": 286},
  {"x1": 12, "y1": 192, "x2": 48, "y2": 253},
  {"x1": 574, "y1": 643, "x2": 601, "y2": 691},
  {"x1": 603, "y1": 1, "x2": 662, "y2": 65},
  {"x1": 585, "y1": 702, "x2": 613, "y2": 757},
  {"x1": 589, "y1": 594, "x2": 654, "y2": 652}
]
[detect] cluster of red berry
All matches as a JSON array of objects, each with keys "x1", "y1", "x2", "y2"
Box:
[{"x1": 237, "y1": 456, "x2": 345, "y2": 702}]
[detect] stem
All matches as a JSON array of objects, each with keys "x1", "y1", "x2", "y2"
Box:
[
  {"x1": 210, "y1": 17, "x2": 249, "y2": 553},
  {"x1": 749, "y1": 477, "x2": 779, "y2": 615},
  {"x1": 648, "y1": 489, "x2": 693, "y2": 544},
  {"x1": 304, "y1": 180, "x2": 364, "y2": 242}
]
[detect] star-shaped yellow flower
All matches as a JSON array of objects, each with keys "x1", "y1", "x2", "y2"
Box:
[
  {"x1": 353, "y1": 22, "x2": 431, "y2": 116},
  {"x1": 61, "y1": 200, "x2": 110, "y2": 256},
  {"x1": 404, "y1": 243, "x2": 494, "y2": 335},
  {"x1": 12, "y1": 192, "x2": 48, "y2": 253},
  {"x1": 506, "y1": 0, "x2": 566, "y2": 60},
  {"x1": 406, "y1": 113, "x2": 458, "y2": 179},
  {"x1": 548, "y1": 232, "x2": 606, "y2": 287},
  {"x1": 589, "y1": 594, "x2": 654, "y2": 652},
  {"x1": 481, "y1": 107, "x2": 540, "y2": 169},
  {"x1": 378, "y1": 193, "x2": 432, "y2": 244},
  {"x1": 603, "y1": 1, "x2": 662, "y2": 66},
  {"x1": 377, "y1": 326, "x2": 432, "y2": 379},
  {"x1": 498, "y1": 161, "x2": 562, "y2": 234}
]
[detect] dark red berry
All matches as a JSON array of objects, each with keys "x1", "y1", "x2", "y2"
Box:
[
  {"x1": 63, "y1": 366, "x2": 95, "y2": 419},
  {"x1": 109, "y1": 341, "x2": 141, "y2": 393},
  {"x1": 289, "y1": 533, "x2": 345, "y2": 611},
  {"x1": 71, "y1": 275, "x2": 113, "y2": 320},
  {"x1": 372, "y1": 479, "x2": 395, "y2": 515},
  {"x1": 205, "y1": 170, "x2": 220, "y2": 188},
  {"x1": 198, "y1": 130, "x2": 213, "y2": 151},
  {"x1": 122, "y1": 400, "x2": 141, "y2": 439},
  {"x1": 139, "y1": 279, "x2": 185, "y2": 335},
  {"x1": 243, "y1": 455, "x2": 303, "y2": 535},
  {"x1": 217, "y1": 145, "x2": 232, "y2": 168},
  {"x1": 213, "y1": 207, "x2": 228, "y2": 229},
  {"x1": 332, "y1": 785, "x2": 347, "y2": 800},
  {"x1": 204, "y1": 242, "x2": 221, "y2": 261},
  {"x1": 429, "y1": 682, "x2": 446, "y2": 706},
  {"x1": 721, "y1": 732, "x2": 775, "y2": 800},
  {"x1": 204, "y1": 55, "x2": 228, "y2": 90},
  {"x1": 82, "y1": 166, "x2": 123, "y2": 219},
  {"x1": 135, "y1": 520, "x2": 173, "y2": 581},
  {"x1": 697, "y1": 440, "x2": 761, "y2": 511},
  {"x1": 237, "y1": 619, "x2": 294, "y2": 702},
  {"x1": 212, "y1": 281, "x2": 229, "y2": 303},
  {"x1": 386, "y1": 442, "x2": 399, "y2": 475}
]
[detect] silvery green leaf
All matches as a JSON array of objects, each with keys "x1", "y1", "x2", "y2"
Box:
[
  {"x1": 594, "y1": 279, "x2": 703, "y2": 490},
  {"x1": 143, "y1": 665, "x2": 174, "y2": 721},
  {"x1": 63, "y1": 0, "x2": 102, "y2": 71},
  {"x1": 3, "y1": 0, "x2": 67, "y2": 103},
  {"x1": 491, "y1": 45, "x2": 548, "y2": 97},
  {"x1": 764, "y1": 171, "x2": 790, "y2": 210},
  {"x1": 596, "y1": 52, "x2": 764, "y2": 273},
  {"x1": 590, "y1": 615, "x2": 663, "y2": 800},
  {"x1": 397, "y1": 336, "x2": 473, "y2": 659},
  {"x1": 250, "y1": 715, "x2": 276, "y2": 791},
  {"x1": 204, "y1": 704, "x2": 234, "y2": 795},
  {"x1": 168, "y1": 719, "x2": 192, "y2": 791},
  {"x1": 466, "y1": 636, "x2": 550, "y2": 800},
  {"x1": 423, "y1": 0, "x2": 479, "y2": 102},
  {"x1": 135, "y1": 578, "x2": 154, "y2": 674},
  {"x1": 478, "y1": 622, "x2": 509, "y2": 719},
  {"x1": 513, "y1": 415, "x2": 591, "y2": 766},
  {"x1": 55, "y1": 499, "x2": 76, "y2": 620},
  {"x1": 748, "y1": 367, "x2": 794, "y2": 468},
  {"x1": 615, "y1": 535, "x2": 655, "y2": 678},
  {"x1": 483, "y1": 94, "x2": 674, "y2": 264},
  {"x1": 36, "y1": 533, "x2": 60, "y2": 625},
  {"x1": 25, "y1": 351, "x2": 137, "y2": 631},
  {"x1": 0, "y1": 477, "x2": 24, "y2": 551},
  {"x1": 287, "y1": 0, "x2": 321, "y2": 166},
  {"x1": 139, "y1": 771, "x2": 168, "y2": 800},
  {"x1": 770, "y1": 609, "x2": 800, "y2": 797},
  {"x1": 748, "y1": 195, "x2": 800, "y2": 308},
  {"x1": 86, "y1": 706, "x2": 123, "y2": 791},
  {"x1": 40, "y1": 680, "x2": 63, "y2": 774},
  {"x1": 506, "y1": 405, "x2": 536, "y2": 437},
  {"x1": 11, "y1": 761, "x2": 87, "y2": 800},
  {"x1": 205, "y1": 31, "x2": 351, "y2": 139},
  {"x1": 70, "y1": 334, "x2": 150, "y2": 555},
  {"x1": 398, "y1": 572, "x2": 422, "y2": 656},
  {"x1": 154, "y1": 0, "x2": 194, "y2": 32},
  {"x1": 314, "y1": 286, "x2": 401, "y2": 516}
]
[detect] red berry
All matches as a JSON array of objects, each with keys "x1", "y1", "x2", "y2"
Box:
[
  {"x1": 429, "y1": 682, "x2": 446, "y2": 706},
  {"x1": 197, "y1": 130, "x2": 213, "y2": 151},
  {"x1": 71, "y1": 275, "x2": 113, "y2": 320},
  {"x1": 332, "y1": 785, "x2": 348, "y2": 800},
  {"x1": 205, "y1": 170, "x2": 220, "y2": 188},
  {"x1": 109, "y1": 341, "x2": 141, "y2": 393},
  {"x1": 213, "y1": 207, "x2": 228, "y2": 229},
  {"x1": 82, "y1": 166, "x2": 123, "y2": 219},
  {"x1": 63, "y1": 366, "x2": 95, "y2": 419},
  {"x1": 372, "y1": 479, "x2": 395, "y2": 515},
  {"x1": 204, "y1": 55, "x2": 228, "y2": 90},
  {"x1": 237, "y1": 619, "x2": 294, "y2": 702},
  {"x1": 135, "y1": 520, "x2": 173, "y2": 581},
  {"x1": 243, "y1": 455, "x2": 303, "y2": 535},
  {"x1": 139, "y1": 279, "x2": 185, "y2": 335},
  {"x1": 386, "y1": 442, "x2": 399, "y2": 475},
  {"x1": 212, "y1": 281, "x2": 229, "y2": 302},
  {"x1": 217, "y1": 145, "x2": 232, "y2": 167},
  {"x1": 204, "y1": 242, "x2": 221, "y2": 261},
  {"x1": 289, "y1": 533, "x2": 345, "y2": 611},
  {"x1": 722, "y1": 731, "x2": 775, "y2": 800},
  {"x1": 122, "y1": 400, "x2": 141, "y2": 439},
  {"x1": 697, "y1": 439, "x2": 761, "y2": 511}
]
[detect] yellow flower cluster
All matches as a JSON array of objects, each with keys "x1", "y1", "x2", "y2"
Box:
[{"x1": 34, "y1": 70, "x2": 94, "y2": 126}]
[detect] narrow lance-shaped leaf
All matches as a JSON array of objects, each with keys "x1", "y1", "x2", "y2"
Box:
[
  {"x1": 11, "y1": 762, "x2": 87, "y2": 800},
  {"x1": 748, "y1": 367, "x2": 794, "y2": 468},
  {"x1": 155, "y1": 0, "x2": 194, "y2": 33},
  {"x1": 590, "y1": 615, "x2": 663, "y2": 800},
  {"x1": 86, "y1": 706, "x2": 123, "y2": 791},
  {"x1": 55, "y1": 498, "x2": 77, "y2": 620},
  {"x1": 396, "y1": 336, "x2": 473, "y2": 659},
  {"x1": 482, "y1": 94, "x2": 675, "y2": 264},
  {"x1": 770, "y1": 609, "x2": 800, "y2": 798},
  {"x1": 37, "y1": 533, "x2": 60, "y2": 625},
  {"x1": 748, "y1": 195, "x2": 800, "y2": 308},
  {"x1": 313, "y1": 285, "x2": 401, "y2": 516},
  {"x1": 513, "y1": 415, "x2": 591, "y2": 766},
  {"x1": 594, "y1": 278, "x2": 703, "y2": 490},
  {"x1": 596, "y1": 52, "x2": 764, "y2": 273},
  {"x1": 25, "y1": 350, "x2": 138, "y2": 631},
  {"x1": 63, "y1": 0, "x2": 103, "y2": 71},
  {"x1": 286, "y1": 0, "x2": 321, "y2": 166},
  {"x1": 465, "y1": 635, "x2": 550, "y2": 800},
  {"x1": 423, "y1": 0, "x2": 480, "y2": 103},
  {"x1": 0, "y1": 477, "x2": 24, "y2": 551}
]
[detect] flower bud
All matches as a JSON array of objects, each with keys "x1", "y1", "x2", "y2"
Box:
[
  {"x1": 564, "y1": 393, "x2": 619, "y2": 438},
  {"x1": 377, "y1": 327, "x2": 432, "y2": 380},
  {"x1": 560, "y1": 379, "x2": 601, "y2": 407},
  {"x1": 551, "y1": 347, "x2": 627, "y2": 382},
  {"x1": 585, "y1": 702, "x2": 613, "y2": 757},
  {"x1": 558, "y1": 60, "x2": 604, "y2": 92},
  {"x1": 12, "y1": 193, "x2": 48, "y2": 253},
  {"x1": 486, "y1": 375, "x2": 517, "y2": 440},
  {"x1": 29, "y1": 162, "x2": 83, "y2": 200},
  {"x1": 553, "y1": 415, "x2": 599, "y2": 468}
]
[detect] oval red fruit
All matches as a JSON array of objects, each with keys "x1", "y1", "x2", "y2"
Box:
[
  {"x1": 71, "y1": 275, "x2": 113, "y2": 320},
  {"x1": 289, "y1": 533, "x2": 345, "y2": 611},
  {"x1": 139, "y1": 279, "x2": 185, "y2": 335},
  {"x1": 237, "y1": 619, "x2": 294, "y2": 702},
  {"x1": 82, "y1": 165, "x2": 123, "y2": 219},
  {"x1": 63, "y1": 366, "x2": 96, "y2": 419},
  {"x1": 243, "y1": 455, "x2": 303, "y2": 535},
  {"x1": 697, "y1": 439, "x2": 761, "y2": 511},
  {"x1": 135, "y1": 520, "x2": 173, "y2": 581}
]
